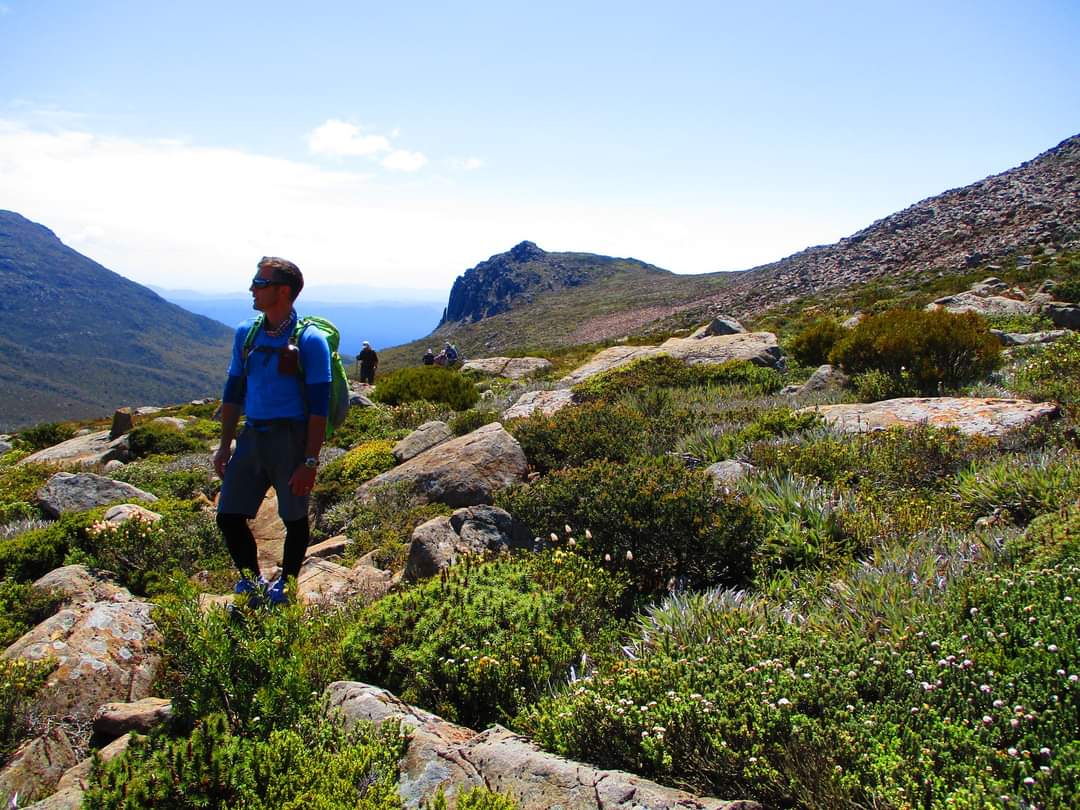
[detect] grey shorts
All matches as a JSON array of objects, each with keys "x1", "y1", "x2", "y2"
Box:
[{"x1": 217, "y1": 422, "x2": 309, "y2": 522}]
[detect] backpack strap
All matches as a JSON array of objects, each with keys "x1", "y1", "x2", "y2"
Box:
[
  {"x1": 240, "y1": 315, "x2": 265, "y2": 367},
  {"x1": 289, "y1": 317, "x2": 312, "y2": 377}
]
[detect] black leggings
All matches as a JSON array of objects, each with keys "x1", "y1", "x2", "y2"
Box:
[{"x1": 217, "y1": 513, "x2": 310, "y2": 582}]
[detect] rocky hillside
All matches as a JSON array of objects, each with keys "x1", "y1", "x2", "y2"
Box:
[
  {"x1": 0, "y1": 211, "x2": 233, "y2": 430},
  {"x1": 389, "y1": 132, "x2": 1079, "y2": 365}
]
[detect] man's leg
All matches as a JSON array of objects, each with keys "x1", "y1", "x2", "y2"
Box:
[
  {"x1": 217, "y1": 513, "x2": 260, "y2": 577},
  {"x1": 217, "y1": 428, "x2": 270, "y2": 583},
  {"x1": 281, "y1": 517, "x2": 310, "y2": 581}
]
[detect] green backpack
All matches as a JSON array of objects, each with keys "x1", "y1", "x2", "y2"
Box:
[{"x1": 242, "y1": 315, "x2": 351, "y2": 438}]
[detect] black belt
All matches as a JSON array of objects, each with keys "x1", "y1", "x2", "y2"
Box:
[{"x1": 247, "y1": 418, "x2": 305, "y2": 432}]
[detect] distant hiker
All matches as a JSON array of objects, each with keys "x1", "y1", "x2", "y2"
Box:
[
  {"x1": 444, "y1": 341, "x2": 459, "y2": 365},
  {"x1": 357, "y1": 340, "x2": 379, "y2": 384},
  {"x1": 422, "y1": 347, "x2": 435, "y2": 365},
  {"x1": 213, "y1": 256, "x2": 331, "y2": 607}
]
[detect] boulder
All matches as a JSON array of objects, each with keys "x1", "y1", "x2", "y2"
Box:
[
  {"x1": 31, "y1": 565, "x2": 127, "y2": 609},
  {"x1": 394, "y1": 421, "x2": 453, "y2": 463},
  {"x1": 133, "y1": 406, "x2": 162, "y2": 416},
  {"x1": 927, "y1": 292, "x2": 1034, "y2": 316},
  {"x1": 689, "y1": 317, "x2": 745, "y2": 338},
  {"x1": 250, "y1": 492, "x2": 286, "y2": 579},
  {"x1": 800, "y1": 397, "x2": 1059, "y2": 437},
  {"x1": 3, "y1": 596, "x2": 161, "y2": 721},
  {"x1": 102, "y1": 504, "x2": 162, "y2": 526},
  {"x1": 705, "y1": 460, "x2": 755, "y2": 488},
  {"x1": 462, "y1": 357, "x2": 552, "y2": 379},
  {"x1": 296, "y1": 557, "x2": 394, "y2": 607},
  {"x1": 357, "y1": 423, "x2": 528, "y2": 508},
  {"x1": 404, "y1": 505, "x2": 533, "y2": 582},
  {"x1": 991, "y1": 329, "x2": 1071, "y2": 346},
  {"x1": 559, "y1": 346, "x2": 666, "y2": 386},
  {"x1": 36, "y1": 472, "x2": 157, "y2": 519},
  {"x1": 969, "y1": 277, "x2": 1009, "y2": 296},
  {"x1": 19, "y1": 431, "x2": 129, "y2": 468},
  {"x1": 1041, "y1": 301, "x2": 1080, "y2": 329},
  {"x1": 305, "y1": 534, "x2": 352, "y2": 559},
  {"x1": 0, "y1": 727, "x2": 79, "y2": 808},
  {"x1": 502, "y1": 389, "x2": 576, "y2": 420},
  {"x1": 149, "y1": 416, "x2": 191, "y2": 431},
  {"x1": 93, "y1": 697, "x2": 172, "y2": 738},
  {"x1": 22, "y1": 733, "x2": 132, "y2": 810},
  {"x1": 659, "y1": 332, "x2": 785, "y2": 370},
  {"x1": 0, "y1": 439, "x2": 12, "y2": 455},
  {"x1": 799, "y1": 364, "x2": 850, "y2": 393},
  {"x1": 108, "y1": 408, "x2": 134, "y2": 440},
  {"x1": 841, "y1": 312, "x2": 864, "y2": 329},
  {"x1": 326, "y1": 681, "x2": 758, "y2": 810}
]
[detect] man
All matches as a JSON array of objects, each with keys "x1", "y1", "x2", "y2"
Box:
[
  {"x1": 422, "y1": 347, "x2": 435, "y2": 365},
  {"x1": 443, "y1": 341, "x2": 459, "y2": 365},
  {"x1": 213, "y1": 257, "x2": 331, "y2": 606},
  {"x1": 357, "y1": 340, "x2": 379, "y2": 385}
]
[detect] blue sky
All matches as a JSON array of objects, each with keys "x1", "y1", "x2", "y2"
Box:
[{"x1": 1, "y1": 0, "x2": 1077, "y2": 297}]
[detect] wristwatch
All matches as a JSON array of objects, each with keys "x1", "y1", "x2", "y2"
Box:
[{"x1": 304, "y1": 456, "x2": 319, "y2": 469}]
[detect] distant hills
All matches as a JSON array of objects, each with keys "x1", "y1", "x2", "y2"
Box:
[
  {"x1": 380, "y1": 132, "x2": 1080, "y2": 366},
  {"x1": 0, "y1": 211, "x2": 233, "y2": 431}
]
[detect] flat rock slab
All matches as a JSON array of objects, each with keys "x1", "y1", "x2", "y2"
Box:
[
  {"x1": 801, "y1": 397, "x2": 1059, "y2": 437},
  {"x1": 3, "y1": 598, "x2": 161, "y2": 721},
  {"x1": 36, "y1": 472, "x2": 157, "y2": 519},
  {"x1": 19, "y1": 430, "x2": 129, "y2": 468},
  {"x1": 358, "y1": 422, "x2": 528, "y2": 508},
  {"x1": 502, "y1": 389, "x2": 576, "y2": 420},
  {"x1": 559, "y1": 346, "x2": 666, "y2": 387},
  {"x1": 463, "y1": 357, "x2": 553, "y2": 379},
  {"x1": 394, "y1": 421, "x2": 453, "y2": 463},
  {"x1": 927, "y1": 292, "x2": 1034, "y2": 316},
  {"x1": 326, "y1": 681, "x2": 758, "y2": 810},
  {"x1": 93, "y1": 697, "x2": 172, "y2": 737},
  {"x1": 659, "y1": 332, "x2": 784, "y2": 370}
]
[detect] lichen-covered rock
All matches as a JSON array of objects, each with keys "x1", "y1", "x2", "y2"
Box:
[
  {"x1": 559, "y1": 345, "x2": 666, "y2": 386},
  {"x1": 21, "y1": 733, "x2": 132, "y2": 810},
  {"x1": 0, "y1": 727, "x2": 78, "y2": 808},
  {"x1": 927, "y1": 291, "x2": 1034, "y2": 316},
  {"x1": 393, "y1": 421, "x2": 453, "y2": 463},
  {"x1": 404, "y1": 505, "x2": 533, "y2": 582},
  {"x1": 502, "y1": 388, "x2": 576, "y2": 420},
  {"x1": 31, "y1": 566, "x2": 126, "y2": 609},
  {"x1": 19, "y1": 431, "x2": 129, "y2": 469},
  {"x1": 93, "y1": 697, "x2": 172, "y2": 738},
  {"x1": 296, "y1": 557, "x2": 394, "y2": 607},
  {"x1": 659, "y1": 332, "x2": 785, "y2": 370},
  {"x1": 358, "y1": 423, "x2": 528, "y2": 508},
  {"x1": 800, "y1": 397, "x2": 1059, "y2": 437},
  {"x1": 36, "y1": 472, "x2": 157, "y2": 519}
]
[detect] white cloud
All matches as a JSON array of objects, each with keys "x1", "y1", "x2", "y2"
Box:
[
  {"x1": 306, "y1": 119, "x2": 390, "y2": 157},
  {"x1": 458, "y1": 157, "x2": 484, "y2": 171},
  {"x1": 381, "y1": 149, "x2": 427, "y2": 172}
]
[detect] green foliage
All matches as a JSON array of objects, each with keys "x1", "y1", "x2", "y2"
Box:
[
  {"x1": 341, "y1": 551, "x2": 628, "y2": 728},
  {"x1": 313, "y1": 439, "x2": 397, "y2": 518},
  {"x1": 109, "y1": 454, "x2": 219, "y2": 500},
  {"x1": 153, "y1": 580, "x2": 355, "y2": 736},
  {"x1": 1009, "y1": 502, "x2": 1079, "y2": 567},
  {"x1": 79, "y1": 506, "x2": 230, "y2": 596},
  {"x1": 507, "y1": 401, "x2": 651, "y2": 475},
  {"x1": 425, "y1": 787, "x2": 518, "y2": 810},
  {"x1": 327, "y1": 404, "x2": 406, "y2": 449},
  {"x1": 1010, "y1": 332, "x2": 1080, "y2": 419},
  {"x1": 982, "y1": 312, "x2": 1055, "y2": 333},
  {"x1": 738, "y1": 471, "x2": 857, "y2": 579},
  {"x1": 0, "y1": 658, "x2": 54, "y2": 765},
  {"x1": 788, "y1": 317, "x2": 846, "y2": 367},
  {"x1": 829, "y1": 308, "x2": 1001, "y2": 393},
  {"x1": 1050, "y1": 278, "x2": 1080, "y2": 303},
  {"x1": 14, "y1": 421, "x2": 76, "y2": 451},
  {"x1": 954, "y1": 450, "x2": 1080, "y2": 526},
  {"x1": 0, "y1": 461, "x2": 51, "y2": 523},
  {"x1": 681, "y1": 407, "x2": 823, "y2": 464},
  {"x1": 373, "y1": 366, "x2": 479, "y2": 410},
  {"x1": 449, "y1": 407, "x2": 500, "y2": 436},
  {"x1": 0, "y1": 576, "x2": 63, "y2": 648},
  {"x1": 82, "y1": 711, "x2": 405, "y2": 810},
  {"x1": 497, "y1": 457, "x2": 759, "y2": 596},
  {"x1": 851, "y1": 367, "x2": 919, "y2": 401},
  {"x1": 572, "y1": 356, "x2": 782, "y2": 403},
  {"x1": 0, "y1": 511, "x2": 95, "y2": 583},
  {"x1": 127, "y1": 421, "x2": 208, "y2": 459},
  {"x1": 519, "y1": 538, "x2": 1080, "y2": 808}
]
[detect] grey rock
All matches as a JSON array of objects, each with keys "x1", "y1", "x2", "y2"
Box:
[
  {"x1": 305, "y1": 534, "x2": 353, "y2": 559},
  {"x1": 22, "y1": 734, "x2": 132, "y2": 810},
  {"x1": 0, "y1": 439, "x2": 11, "y2": 455},
  {"x1": 800, "y1": 397, "x2": 1059, "y2": 437},
  {"x1": 689, "y1": 317, "x2": 746, "y2": 338},
  {"x1": 0, "y1": 727, "x2": 78, "y2": 808},
  {"x1": 462, "y1": 357, "x2": 552, "y2": 379},
  {"x1": 19, "y1": 430, "x2": 129, "y2": 468},
  {"x1": 1041, "y1": 301, "x2": 1080, "y2": 329},
  {"x1": 405, "y1": 505, "x2": 533, "y2": 582},
  {"x1": 93, "y1": 697, "x2": 172, "y2": 738},
  {"x1": 36, "y1": 472, "x2": 157, "y2": 519},
  {"x1": 102, "y1": 504, "x2": 162, "y2": 526},
  {"x1": 992, "y1": 329, "x2": 1070, "y2": 346},
  {"x1": 394, "y1": 421, "x2": 453, "y2": 463},
  {"x1": 969, "y1": 277, "x2": 1009, "y2": 295},
  {"x1": 559, "y1": 345, "x2": 667, "y2": 386},
  {"x1": 659, "y1": 332, "x2": 785, "y2": 370},
  {"x1": 133, "y1": 406, "x2": 162, "y2": 416},
  {"x1": 502, "y1": 388, "x2": 576, "y2": 420},
  {"x1": 149, "y1": 416, "x2": 190, "y2": 430},
  {"x1": 31, "y1": 565, "x2": 127, "y2": 609},
  {"x1": 800, "y1": 364, "x2": 850, "y2": 393},
  {"x1": 927, "y1": 291, "x2": 1034, "y2": 316},
  {"x1": 109, "y1": 408, "x2": 134, "y2": 440},
  {"x1": 705, "y1": 460, "x2": 755, "y2": 488}
]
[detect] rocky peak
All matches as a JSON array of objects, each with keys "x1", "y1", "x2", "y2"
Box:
[{"x1": 509, "y1": 240, "x2": 545, "y2": 262}]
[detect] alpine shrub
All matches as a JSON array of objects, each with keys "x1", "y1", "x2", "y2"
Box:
[
  {"x1": 0, "y1": 461, "x2": 52, "y2": 523},
  {"x1": 127, "y1": 422, "x2": 207, "y2": 459},
  {"x1": 1010, "y1": 332, "x2": 1080, "y2": 419},
  {"x1": 506, "y1": 400, "x2": 651, "y2": 474},
  {"x1": 0, "y1": 576, "x2": 63, "y2": 648},
  {"x1": 449, "y1": 407, "x2": 500, "y2": 436},
  {"x1": 954, "y1": 449, "x2": 1080, "y2": 526},
  {"x1": 15, "y1": 421, "x2": 76, "y2": 451},
  {"x1": 0, "y1": 512, "x2": 95, "y2": 583},
  {"x1": 0, "y1": 658, "x2": 54, "y2": 765},
  {"x1": 373, "y1": 366, "x2": 479, "y2": 410},
  {"x1": 829, "y1": 308, "x2": 1001, "y2": 393},
  {"x1": 788, "y1": 317, "x2": 846, "y2": 367},
  {"x1": 573, "y1": 356, "x2": 781, "y2": 403},
  {"x1": 109, "y1": 455, "x2": 219, "y2": 500},
  {"x1": 341, "y1": 551, "x2": 628, "y2": 728},
  {"x1": 497, "y1": 456, "x2": 759, "y2": 596},
  {"x1": 312, "y1": 439, "x2": 397, "y2": 518}
]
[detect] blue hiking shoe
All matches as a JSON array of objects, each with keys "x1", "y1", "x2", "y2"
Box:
[
  {"x1": 266, "y1": 577, "x2": 289, "y2": 607},
  {"x1": 234, "y1": 576, "x2": 268, "y2": 608}
]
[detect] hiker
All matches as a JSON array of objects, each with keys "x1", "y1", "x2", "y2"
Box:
[
  {"x1": 422, "y1": 347, "x2": 435, "y2": 365},
  {"x1": 213, "y1": 256, "x2": 331, "y2": 606},
  {"x1": 357, "y1": 340, "x2": 379, "y2": 384},
  {"x1": 444, "y1": 341, "x2": 459, "y2": 365}
]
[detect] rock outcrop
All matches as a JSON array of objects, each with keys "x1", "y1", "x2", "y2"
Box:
[
  {"x1": 0, "y1": 728, "x2": 79, "y2": 807},
  {"x1": 326, "y1": 681, "x2": 759, "y2": 810},
  {"x1": 358, "y1": 423, "x2": 528, "y2": 508},
  {"x1": 405, "y1": 505, "x2": 533, "y2": 582},
  {"x1": 19, "y1": 431, "x2": 129, "y2": 468},
  {"x1": 461, "y1": 357, "x2": 553, "y2": 379},
  {"x1": 36, "y1": 472, "x2": 157, "y2": 519},
  {"x1": 501, "y1": 389, "x2": 576, "y2": 420},
  {"x1": 801, "y1": 397, "x2": 1059, "y2": 437},
  {"x1": 394, "y1": 421, "x2": 453, "y2": 463}
]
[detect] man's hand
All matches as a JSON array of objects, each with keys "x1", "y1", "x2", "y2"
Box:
[
  {"x1": 213, "y1": 445, "x2": 232, "y2": 478},
  {"x1": 289, "y1": 465, "x2": 317, "y2": 497}
]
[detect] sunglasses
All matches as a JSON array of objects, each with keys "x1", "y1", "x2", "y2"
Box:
[{"x1": 251, "y1": 276, "x2": 286, "y2": 289}]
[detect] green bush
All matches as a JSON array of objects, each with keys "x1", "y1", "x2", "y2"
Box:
[
  {"x1": 954, "y1": 450, "x2": 1080, "y2": 526},
  {"x1": 82, "y1": 711, "x2": 405, "y2": 810},
  {"x1": 0, "y1": 576, "x2": 63, "y2": 648},
  {"x1": 127, "y1": 422, "x2": 207, "y2": 459},
  {"x1": 982, "y1": 312, "x2": 1056, "y2": 333},
  {"x1": 14, "y1": 421, "x2": 76, "y2": 451},
  {"x1": 0, "y1": 658, "x2": 54, "y2": 766},
  {"x1": 153, "y1": 580, "x2": 355, "y2": 736},
  {"x1": 327, "y1": 405, "x2": 406, "y2": 449},
  {"x1": 788, "y1": 317, "x2": 846, "y2": 367},
  {"x1": 572, "y1": 356, "x2": 781, "y2": 403},
  {"x1": 109, "y1": 455, "x2": 219, "y2": 500},
  {"x1": 506, "y1": 401, "x2": 651, "y2": 475},
  {"x1": 681, "y1": 407, "x2": 823, "y2": 464},
  {"x1": 427, "y1": 787, "x2": 518, "y2": 810},
  {"x1": 312, "y1": 439, "x2": 397, "y2": 518},
  {"x1": 449, "y1": 407, "x2": 500, "y2": 436},
  {"x1": 0, "y1": 462, "x2": 52, "y2": 523},
  {"x1": 373, "y1": 366, "x2": 479, "y2": 411},
  {"x1": 341, "y1": 551, "x2": 628, "y2": 728},
  {"x1": 829, "y1": 308, "x2": 1001, "y2": 393},
  {"x1": 1010, "y1": 332, "x2": 1080, "y2": 419},
  {"x1": 0, "y1": 512, "x2": 95, "y2": 583},
  {"x1": 851, "y1": 367, "x2": 919, "y2": 401},
  {"x1": 497, "y1": 456, "x2": 759, "y2": 596},
  {"x1": 1051, "y1": 278, "x2": 1080, "y2": 303}
]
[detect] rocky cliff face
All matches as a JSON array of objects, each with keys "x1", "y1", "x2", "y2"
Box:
[
  {"x1": 709, "y1": 133, "x2": 1080, "y2": 318},
  {"x1": 440, "y1": 241, "x2": 670, "y2": 324}
]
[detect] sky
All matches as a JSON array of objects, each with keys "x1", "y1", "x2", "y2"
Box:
[{"x1": 1, "y1": 1, "x2": 1078, "y2": 299}]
